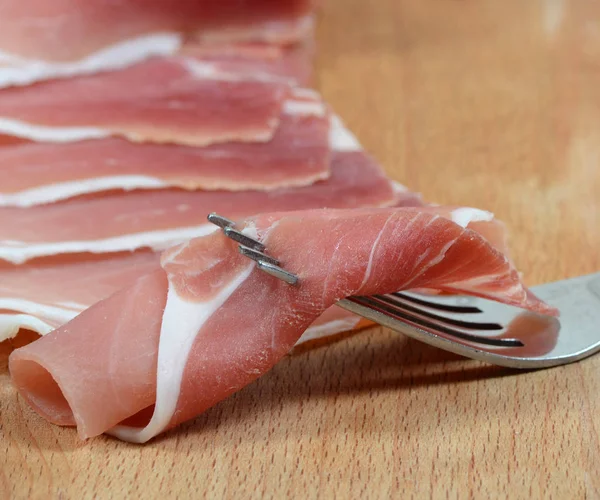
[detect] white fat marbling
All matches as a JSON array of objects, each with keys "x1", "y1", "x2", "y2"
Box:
[
  {"x1": 0, "y1": 313, "x2": 54, "y2": 342},
  {"x1": 0, "y1": 118, "x2": 110, "y2": 142},
  {"x1": 391, "y1": 181, "x2": 409, "y2": 193},
  {"x1": 450, "y1": 208, "x2": 495, "y2": 228},
  {"x1": 182, "y1": 57, "x2": 294, "y2": 84},
  {"x1": 180, "y1": 59, "x2": 223, "y2": 79},
  {"x1": 282, "y1": 99, "x2": 326, "y2": 117},
  {"x1": 329, "y1": 115, "x2": 361, "y2": 152},
  {"x1": 291, "y1": 88, "x2": 320, "y2": 100},
  {"x1": 0, "y1": 224, "x2": 217, "y2": 264},
  {"x1": 0, "y1": 176, "x2": 167, "y2": 207},
  {"x1": 0, "y1": 33, "x2": 182, "y2": 88},
  {"x1": 0, "y1": 298, "x2": 78, "y2": 324},
  {"x1": 109, "y1": 262, "x2": 255, "y2": 443}
]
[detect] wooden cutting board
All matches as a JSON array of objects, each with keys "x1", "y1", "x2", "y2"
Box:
[{"x1": 2, "y1": 0, "x2": 600, "y2": 498}]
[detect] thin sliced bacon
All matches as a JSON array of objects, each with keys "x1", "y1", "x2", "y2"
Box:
[
  {"x1": 0, "y1": 104, "x2": 330, "y2": 207},
  {"x1": 0, "y1": 1, "x2": 313, "y2": 88},
  {"x1": 0, "y1": 58, "x2": 290, "y2": 146},
  {"x1": 0, "y1": 148, "x2": 401, "y2": 264},
  {"x1": 8, "y1": 207, "x2": 556, "y2": 442}
]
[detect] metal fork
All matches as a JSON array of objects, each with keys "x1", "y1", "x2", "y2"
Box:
[{"x1": 208, "y1": 213, "x2": 600, "y2": 369}]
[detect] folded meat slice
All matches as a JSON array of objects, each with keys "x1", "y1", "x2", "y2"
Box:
[
  {"x1": 0, "y1": 0, "x2": 313, "y2": 87},
  {"x1": 9, "y1": 207, "x2": 556, "y2": 442},
  {"x1": 0, "y1": 100, "x2": 330, "y2": 207},
  {"x1": 0, "y1": 208, "x2": 500, "y2": 344},
  {"x1": 0, "y1": 144, "x2": 404, "y2": 264},
  {"x1": 0, "y1": 58, "x2": 290, "y2": 146}
]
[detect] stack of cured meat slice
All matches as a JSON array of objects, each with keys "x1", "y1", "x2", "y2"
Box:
[
  {"x1": 0, "y1": 36, "x2": 414, "y2": 341},
  {"x1": 0, "y1": 0, "x2": 315, "y2": 87},
  {"x1": 0, "y1": 0, "x2": 555, "y2": 442}
]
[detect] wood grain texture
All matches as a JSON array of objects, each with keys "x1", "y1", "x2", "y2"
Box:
[{"x1": 2, "y1": 0, "x2": 600, "y2": 498}]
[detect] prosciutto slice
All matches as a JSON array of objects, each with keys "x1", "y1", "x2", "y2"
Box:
[
  {"x1": 0, "y1": 252, "x2": 160, "y2": 340},
  {"x1": 0, "y1": 101, "x2": 330, "y2": 207},
  {"x1": 0, "y1": 147, "x2": 404, "y2": 264},
  {"x1": 8, "y1": 207, "x2": 556, "y2": 443},
  {"x1": 0, "y1": 58, "x2": 291, "y2": 146},
  {"x1": 0, "y1": 0, "x2": 313, "y2": 88}
]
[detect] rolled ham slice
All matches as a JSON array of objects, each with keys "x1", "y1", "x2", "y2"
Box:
[
  {"x1": 0, "y1": 100, "x2": 331, "y2": 207},
  {"x1": 0, "y1": 0, "x2": 314, "y2": 88},
  {"x1": 0, "y1": 58, "x2": 291, "y2": 146},
  {"x1": 9, "y1": 207, "x2": 557, "y2": 443}
]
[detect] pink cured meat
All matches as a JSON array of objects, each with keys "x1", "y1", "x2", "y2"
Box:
[
  {"x1": 0, "y1": 106, "x2": 331, "y2": 206},
  {"x1": 0, "y1": 252, "x2": 160, "y2": 338},
  {"x1": 180, "y1": 41, "x2": 315, "y2": 85},
  {"x1": 0, "y1": 0, "x2": 313, "y2": 62},
  {"x1": 0, "y1": 208, "x2": 501, "y2": 343},
  {"x1": 0, "y1": 250, "x2": 364, "y2": 347},
  {"x1": 0, "y1": 58, "x2": 290, "y2": 146},
  {"x1": 9, "y1": 207, "x2": 556, "y2": 442},
  {"x1": 0, "y1": 151, "x2": 403, "y2": 263}
]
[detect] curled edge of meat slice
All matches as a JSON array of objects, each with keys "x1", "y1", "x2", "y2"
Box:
[{"x1": 9, "y1": 207, "x2": 557, "y2": 443}]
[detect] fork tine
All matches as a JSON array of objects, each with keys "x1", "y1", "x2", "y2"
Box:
[
  {"x1": 238, "y1": 245, "x2": 280, "y2": 266},
  {"x1": 392, "y1": 292, "x2": 483, "y2": 314},
  {"x1": 347, "y1": 296, "x2": 524, "y2": 347},
  {"x1": 224, "y1": 227, "x2": 266, "y2": 252},
  {"x1": 208, "y1": 212, "x2": 266, "y2": 251},
  {"x1": 257, "y1": 261, "x2": 299, "y2": 285},
  {"x1": 207, "y1": 212, "x2": 235, "y2": 229},
  {"x1": 207, "y1": 212, "x2": 299, "y2": 285},
  {"x1": 378, "y1": 295, "x2": 502, "y2": 331}
]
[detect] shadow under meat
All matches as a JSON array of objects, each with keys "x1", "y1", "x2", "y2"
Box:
[
  {"x1": 157, "y1": 328, "x2": 518, "y2": 442},
  {"x1": 2, "y1": 327, "x2": 527, "y2": 447}
]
